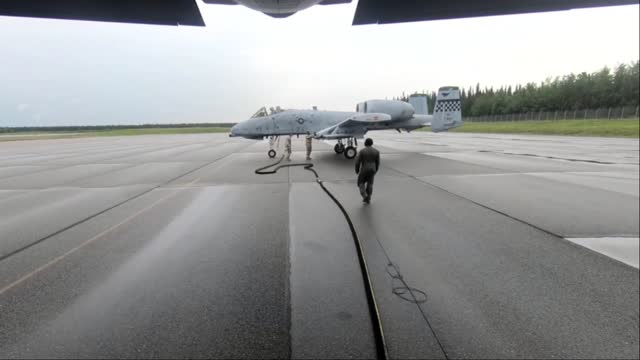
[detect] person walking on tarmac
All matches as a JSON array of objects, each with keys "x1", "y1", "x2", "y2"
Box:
[
  {"x1": 305, "y1": 136, "x2": 313, "y2": 160},
  {"x1": 355, "y1": 138, "x2": 380, "y2": 204},
  {"x1": 285, "y1": 135, "x2": 292, "y2": 161}
]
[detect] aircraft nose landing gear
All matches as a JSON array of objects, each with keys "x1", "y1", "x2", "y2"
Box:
[{"x1": 267, "y1": 136, "x2": 279, "y2": 158}]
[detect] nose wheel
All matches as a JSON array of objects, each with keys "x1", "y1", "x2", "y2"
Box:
[{"x1": 267, "y1": 136, "x2": 279, "y2": 158}]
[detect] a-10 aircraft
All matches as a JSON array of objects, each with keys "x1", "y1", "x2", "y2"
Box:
[{"x1": 229, "y1": 86, "x2": 463, "y2": 159}]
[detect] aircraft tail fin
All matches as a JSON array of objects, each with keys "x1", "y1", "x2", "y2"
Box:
[
  {"x1": 408, "y1": 94, "x2": 429, "y2": 115},
  {"x1": 431, "y1": 86, "x2": 463, "y2": 132}
]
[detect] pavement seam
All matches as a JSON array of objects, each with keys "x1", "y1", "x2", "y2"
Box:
[
  {"x1": 0, "y1": 162, "x2": 142, "y2": 186},
  {"x1": 386, "y1": 165, "x2": 640, "y2": 271},
  {"x1": 347, "y1": 203, "x2": 450, "y2": 360},
  {"x1": 255, "y1": 156, "x2": 389, "y2": 360},
  {"x1": 422, "y1": 171, "x2": 640, "y2": 199},
  {"x1": 285, "y1": 182, "x2": 293, "y2": 360},
  {"x1": 0, "y1": 144, "x2": 167, "y2": 179},
  {"x1": 0, "y1": 178, "x2": 199, "y2": 296},
  {"x1": 495, "y1": 150, "x2": 640, "y2": 166},
  {"x1": 0, "y1": 142, "x2": 250, "y2": 263},
  {"x1": 0, "y1": 141, "x2": 212, "y2": 182},
  {"x1": 385, "y1": 165, "x2": 567, "y2": 240},
  {"x1": 0, "y1": 165, "x2": 58, "y2": 181}
]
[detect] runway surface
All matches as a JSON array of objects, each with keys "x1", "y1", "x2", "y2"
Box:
[{"x1": 0, "y1": 132, "x2": 638, "y2": 359}]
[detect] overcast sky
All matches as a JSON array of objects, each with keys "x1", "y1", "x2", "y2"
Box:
[{"x1": 1, "y1": 1, "x2": 638, "y2": 126}]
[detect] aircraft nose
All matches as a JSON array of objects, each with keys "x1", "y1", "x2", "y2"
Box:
[{"x1": 229, "y1": 124, "x2": 239, "y2": 137}]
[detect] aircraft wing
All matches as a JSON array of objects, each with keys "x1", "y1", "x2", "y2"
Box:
[
  {"x1": 0, "y1": 0, "x2": 206, "y2": 26},
  {"x1": 1, "y1": 0, "x2": 635, "y2": 26},
  {"x1": 353, "y1": 0, "x2": 639, "y2": 25},
  {"x1": 314, "y1": 113, "x2": 391, "y2": 139},
  {"x1": 318, "y1": 0, "x2": 352, "y2": 4}
]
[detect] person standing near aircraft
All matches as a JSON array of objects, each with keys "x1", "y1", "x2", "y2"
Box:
[
  {"x1": 355, "y1": 138, "x2": 380, "y2": 204},
  {"x1": 305, "y1": 136, "x2": 313, "y2": 160},
  {"x1": 285, "y1": 135, "x2": 292, "y2": 161}
]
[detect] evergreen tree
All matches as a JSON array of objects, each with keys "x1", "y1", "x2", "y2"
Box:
[{"x1": 398, "y1": 61, "x2": 639, "y2": 116}]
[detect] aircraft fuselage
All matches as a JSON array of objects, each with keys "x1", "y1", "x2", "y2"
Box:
[{"x1": 229, "y1": 109, "x2": 429, "y2": 139}]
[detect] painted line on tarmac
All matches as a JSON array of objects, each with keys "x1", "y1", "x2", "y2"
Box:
[{"x1": 0, "y1": 178, "x2": 200, "y2": 296}]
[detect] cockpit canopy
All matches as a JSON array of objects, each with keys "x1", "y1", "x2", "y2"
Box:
[
  {"x1": 250, "y1": 106, "x2": 285, "y2": 118},
  {"x1": 250, "y1": 107, "x2": 269, "y2": 118}
]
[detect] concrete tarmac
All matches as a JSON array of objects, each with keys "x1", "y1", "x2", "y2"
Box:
[{"x1": 0, "y1": 132, "x2": 638, "y2": 359}]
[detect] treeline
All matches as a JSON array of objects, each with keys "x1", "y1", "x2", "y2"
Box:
[
  {"x1": 398, "y1": 61, "x2": 639, "y2": 116},
  {"x1": 0, "y1": 123, "x2": 235, "y2": 133}
]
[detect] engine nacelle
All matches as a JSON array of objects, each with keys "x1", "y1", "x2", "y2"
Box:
[
  {"x1": 349, "y1": 112, "x2": 392, "y2": 122},
  {"x1": 356, "y1": 99, "x2": 414, "y2": 121}
]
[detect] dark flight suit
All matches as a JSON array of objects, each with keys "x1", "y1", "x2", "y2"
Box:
[{"x1": 355, "y1": 146, "x2": 380, "y2": 202}]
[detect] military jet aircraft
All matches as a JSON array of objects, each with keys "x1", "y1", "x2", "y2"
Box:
[{"x1": 229, "y1": 86, "x2": 463, "y2": 159}]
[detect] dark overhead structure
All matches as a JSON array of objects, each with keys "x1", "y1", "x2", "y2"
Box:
[
  {"x1": 0, "y1": 0, "x2": 205, "y2": 26},
  {"x1": 352, "y1": 0, "x2": 640, "y2": 25},
  {"x1": 201, "y1": 0, "x2": 351, "y2": 19},
  {"x1": 0, "y1": 0, "x2": 637, "y2": 26}
]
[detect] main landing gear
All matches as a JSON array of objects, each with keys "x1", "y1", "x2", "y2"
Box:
[
  {"x1": 344, "y1": 146, "x2": 357, "y2": 159},
  {"x1": 334, "y1": 138, "x2": 358, "y2": 159}
]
